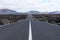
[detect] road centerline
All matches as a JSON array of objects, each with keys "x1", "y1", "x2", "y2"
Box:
[{"x1": 28, "y1": 14, "x2": 32, "y2": 40}]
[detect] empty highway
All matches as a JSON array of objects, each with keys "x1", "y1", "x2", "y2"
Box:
[
  {"x1": 0, "y1": 20, "x2": 29, "y2": 40},
  {"x1": 32, "y1": 20, "x2": 60, "y2": 40},
  {"x1": 0, "y1": 17, "x2": 60, "y2": 40}
]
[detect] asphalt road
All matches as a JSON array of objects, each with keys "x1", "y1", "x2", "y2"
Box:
[
  {"x1": 0, "y1": 17, "x2": 60, "y2": 40},
  {"x1": 0, "y1": 20, "x2": 29, "y2": 40},
  {"x1": 31, "y1": 20, "x2": 60, "y2": 40}
]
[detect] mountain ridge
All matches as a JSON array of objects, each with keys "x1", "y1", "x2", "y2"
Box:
[{"x1": 0, "y1": 9, "x2": 60, "y2": 14}]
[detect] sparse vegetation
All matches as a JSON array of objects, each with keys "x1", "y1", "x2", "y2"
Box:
[
  {"x1": 0, "y1": 14, "x2": 60, "y2": 26},
  {"x1": 32, "y1": 14, "x2": 60, "y2": 26},
  {"x1": 0, "y1": 14, "x2": 27, "y2": 25}
]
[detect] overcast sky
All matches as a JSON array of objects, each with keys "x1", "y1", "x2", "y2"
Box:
[{"x1": 0, "y1": 0, "x2": 60, "y2": 12}]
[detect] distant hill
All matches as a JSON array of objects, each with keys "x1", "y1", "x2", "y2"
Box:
[
  {"x1": 26, "y1": 11, "x2": 49, "y2": 14},
  {"x1": 49, "y1": 11, "x2": 60, "y2": 14},
  {"x1": 0, "y1": 9, "x2": 17, "y2": 14},
  {"x1": 0, "y1": 9, "x2": 60, "y2": 14},
  {"x1": 26, "y1": 11, "x2": 40, "y2": 14}
]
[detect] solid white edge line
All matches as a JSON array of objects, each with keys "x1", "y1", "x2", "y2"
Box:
[
  {"x1": 0, "y1": 16, "x2": 29, "y2": 27},
  {"x1": 35, "y1": 20, "x2": 60, "y2": 27}
]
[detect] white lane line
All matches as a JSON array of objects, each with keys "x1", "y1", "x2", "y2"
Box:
[
  {"x1": 39, "y1": 21, "x2": 60, "y2": 27},
  {"x1": 0, "y1": 20, "x2": 26, "y2": 27},
  {"x1": 0, "y1": 22, "x2": 19, "y2": 27},
  {"x1": 45, "y1": 22, "x2": 60, "y2": 27},
  {"x1": 28, "y1": 20, "x2": 32, "y2": 40},
  {"x1": 33, "y1": 19, "x2": 60, "y2": 27}
]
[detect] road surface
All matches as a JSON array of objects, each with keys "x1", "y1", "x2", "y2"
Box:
[
  {"x1": 0, "y1": 17, "x2": 60, "y2": 40},
  {"x1": 31, "y1": 20, "x2": 60, "y2": 40},
  {"x1": 0, "y1": 20, "x2": 29, "y2": 40}
]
